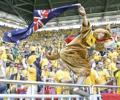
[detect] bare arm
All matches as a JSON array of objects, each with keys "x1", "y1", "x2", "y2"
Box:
[{"x1": 78, "y1": 6, "x2": 89, "y2": 26}]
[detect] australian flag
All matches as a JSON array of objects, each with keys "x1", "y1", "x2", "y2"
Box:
[{"x1": 3, "y1": 3, "x2": 81, "y2": 43}]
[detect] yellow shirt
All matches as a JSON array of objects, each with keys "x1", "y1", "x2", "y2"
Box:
[
  {"x1": 62, "y1": 70, "x2": 71, "y2": 81},
  {"x1": 50, "y1": 60, "x2": 58, "y2": 68},
  {"x1": 113, "y1": 51, "x2": 119, "y2": 57},
  {"x1": 41, "y1": 70, "x2": 49, "y2": 78},
  {"x1": 114, "y1": 70, "x2": 120, "y2": 94},
  {"x1": 108, "y1": 51, "x2": 118, "y2": 60},
  {"x1": 55, "y1": 70, "x2": 65, "y2": 94},
  {"x1": 55, "y1": 70, "x2": 64, "y2": 82},
  {"x1": 84, "y1": 69, "x2": 98, "y2": 85},
  {"x1": 6, "y1": 66, "x2": 17, "y2": 78},
  {"x1": 27, "y1": 55, "x2": 37, "y2": 65},
  {"x1": 27, "y1": 67, "x2": 36, "y2": 81},
  {"x1": 30, "y1": 46, "x2": 36, "y2": 51},
  {"x1": 108, "y1": 51, "x2": 113, "y2": 59},
  {"x1": 49, "y1": 71, "x2": 56, "y2": 79},
  {"x1": 0, "y1": 46, "x2": 7, "y2": 61},
  {"x1": 40, "y1": 58, "x2": 49, "y2": 68},
  {"x1": 1, "y1": 52, "x2": 7, "y2": 61},
  {"x1": 107, "y1": 62, "x2": 117, "y2": 77},
  {"x1": 22, "y1": 69, "x2": 28, "y2": 78},
  {"x1": 93, "y1": 54, "x2": 101, "y2": 62},
  {"x1": 108, "y1": 51, "x2": 119, "y2": 60},
  {"x1": 96, "y1": 69, "x2": 110, "y2": 84}
]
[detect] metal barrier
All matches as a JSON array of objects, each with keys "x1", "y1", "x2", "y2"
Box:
[
  {"x1": 1, "y1": 79, "x2": 120, "y2": 100},
  {"x1": 0, "y1": 94, "x2": 81, "y2": 100},
  {"x1": 93, "y1": 85, "x2": 120, "y2": 94},
  {"x1": 0, "y1": 79, "x2": 91, "y2": 100},
  {"x1": 90, "y1": 85, "x2": 120, "y2": 100}
]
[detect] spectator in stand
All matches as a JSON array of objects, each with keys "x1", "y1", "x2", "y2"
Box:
[
  {"x1": 8, "y1": 64, "x2": 26, "y2": 93},
  {"x1": 0, "y1": 46, "x2": 7, "y2": 78},
  {"x1": 114, "y1": 57, "x2": 120, "y2": 94},
  {"x1": 11, "y1": 45, "x2": 19, "y2": 60},
  {"x1": 6, "y1": 62, "x2": 17, "y2": 79},
  {"x1": 26, "y1": 64, "x2": 37, "y2": 96},
  {"x1": 27, "y1": 46, "x2": 37, "y2": 65},
  {"x1": 0, "y1": 76, "x2": 7, "y2": 100},
  {"x1": 41, "y1": 65, "x2": 50, "y2": 81},
  {"x1": 105, "y1": 57, "x2": 117, "y2": 77},
  {"x1": 95, "y1": 61, "x2": 111, "y2": 93}
]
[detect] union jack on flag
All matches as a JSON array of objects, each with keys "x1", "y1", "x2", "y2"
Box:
[
  {"x1": 33, "y1": 3, "x2": 80, "y2": 31},
  {"x1": 38, "y1": 10, "x2": 50, "y2": 19},
  {"x1": 33, "y1": 10, "x2": 50, "y2": 31}
]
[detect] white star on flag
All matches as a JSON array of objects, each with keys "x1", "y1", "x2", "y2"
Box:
[
  {"x1": 16, "y1": 40, "x2": 20, "y2": 44},
  {"x1": 27, "y1": 28, "x2": 32, "y2": 35},
  {"x1": 7, "y1": 32, "x2": 12, "y2": 37}
]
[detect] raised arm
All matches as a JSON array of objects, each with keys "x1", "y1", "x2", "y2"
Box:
[{"x1": 78, "y1": 6, "x2": 89, "y2": 27}]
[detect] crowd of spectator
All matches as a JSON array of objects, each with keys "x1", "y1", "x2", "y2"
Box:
[{"x1": 0, "y1": 26, "x2": 120, "y2": 98}]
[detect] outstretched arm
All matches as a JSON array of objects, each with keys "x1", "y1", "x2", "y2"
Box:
[{"x1": 78, "y1": 6, "x2": 88, "y2": 26}]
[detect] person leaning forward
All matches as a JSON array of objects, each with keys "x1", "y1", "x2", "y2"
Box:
[{"x1": 46, "y1": 5, "x2": 112, "y2": 97}]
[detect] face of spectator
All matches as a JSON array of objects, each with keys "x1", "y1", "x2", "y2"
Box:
[
  {"x1": 43, "y1": 65, "x2": 48, "y2": 71},
  {"x1": 97, "y1": 62, "x2": 104, "y2": 69},
  {"x1": 10, "y1": 63, "x2": 14, "y2": 67},
  {"x1": 116, "y1": 62, "x2": 120, "y2": 69}
]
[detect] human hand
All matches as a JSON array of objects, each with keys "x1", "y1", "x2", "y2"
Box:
[{"x1": 78, "y1": 6, "x2": 86, "y2": 16}]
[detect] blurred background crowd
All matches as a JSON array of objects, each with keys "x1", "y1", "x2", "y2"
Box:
[{"x1": 0, "y1": 26, "x2": 120, "y2": 97}]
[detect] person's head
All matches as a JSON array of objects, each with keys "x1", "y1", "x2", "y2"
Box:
[
  {"x1": 43, "y1": 65, "x2": 48, "y2": 71},
  {"x1": 116, "y1": 58, "x2": 120, "y2": 69},
  {"x1": 93, "y1": 28, "x2": 111, "y2": 43},
  {"x1": 97, "y1": 61, "x2": 104, "y2": 69},
  {"x1": 89, "y1": 59, "x2": 96, "y2": 68},
  {"x1": 10, "y1": 62, "x2": 15, "y2": 67}
]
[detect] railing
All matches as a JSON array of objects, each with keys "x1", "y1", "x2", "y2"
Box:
[
  {"x1": 0, "y1": 94, "x2": 81, "y2": 100},
  {"x1": 93, "y1": 85, "x2": 120, "y2": 94},
  {"x1": 1, "y1": 79, "x2": 120, "y2": 100},
  {"x1": 90, "y1": 85, "x2": 120, "y2": 100},
  {"x1": 0, "y1": 79, "x2": 91, "y2": 100},
  {"x1": 0, "y1": 79, "x2": 90, "y2": 87}
]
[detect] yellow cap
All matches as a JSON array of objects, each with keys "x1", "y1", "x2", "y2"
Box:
[{"x1": 30, "y1": 46, "x2": 36, "y2": 51}]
